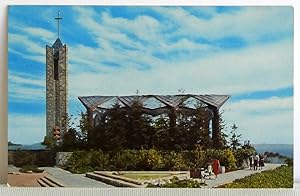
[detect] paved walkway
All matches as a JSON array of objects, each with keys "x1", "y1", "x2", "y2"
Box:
[
  {"x1": 202, "y1": 163, "x2": 283, "y2": 188},
  {"x1": 9, "y1": 164, "x2": 283, "y2": 188},
  {"x1": 40, "y1": 167, "x2": 114, "y2": 188},
  {"x1": 8, "y1": 165, "x2": 20, "y2": 173}
]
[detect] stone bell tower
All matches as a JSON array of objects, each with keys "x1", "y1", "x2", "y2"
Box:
[{"x1": 46, "y1": 11, "x2": 68, "y2": 137}]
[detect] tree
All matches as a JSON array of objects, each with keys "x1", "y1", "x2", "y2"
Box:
[
  {"x1": 175, "y1": 112, "x2": 192, "y2": 150},
  {"x1": 104, "y1": 102, "x2": 129, "y2": 151},
  {"x1": 127, "y1": 100, "x2": 154, "y2": 149},
  {"x1": 152, "y1": 114, "x2": 171, "y2": 150},
  {"x1": 42, "y1": 136, "x2": 57, "y2": 150},
  {"x1": 60, "y1": 127, "x2": 79, "y2": 151},
  {"x1": 229, "y1": 124, "x2": 242, "y2": 151},
  {"x1": 191, "y1": 107, "x2": 212, "y2": 149},
  {"x1": 78, "y1": 112, "x2": 89, "y2": 143}
]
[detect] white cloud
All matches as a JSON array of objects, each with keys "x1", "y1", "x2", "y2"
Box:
[
  {"x1": 68, "y1": 38, "x2": 293, "y2": 98},
  {"x1": 9, "y1": 71, "x2": 45, "y2": 102},
  {"x1": 15, "y1": 26, "x2": 56, "y2": 42},
  {"x1": 8, "y1": 24, "x2": 56, "y2": 63},
  {"x1": 9, "y1": 71, "x2": 44, "y2": 87},
  {"x1": 158, "y1": 38, "x2": 214, "y2": 53},
  {"x1": 9, "y1": 33, "x2": 45, "y2": 56},
  {"x1": 101, "y1": 12, "x2": 161, "y2": 44},
  {"x1": 226, "y1": 97, "x2": 293, "y2": 113},
  {"x1": 222, "y1": 96, "x2": 293, "y2": 144},
  {"x1": 8, "y1": 113, "x2": 46, "y2": 145},
  {"x1": 153, "y1": 7, "x2": 293, "y2": 42},
  {"x1": 74, "y1": 7, "x2": 145, "y2": 50},
  {"x1": 9, "y1": 48, "x2": 45, "y2": 64}
]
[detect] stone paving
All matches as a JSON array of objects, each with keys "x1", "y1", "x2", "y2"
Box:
[
  {"x1": 8, "y1": 164, "x2": 283, "y2": 188},
  {"x1": 202, "y1": 163, "x2": 284, "y2": 188},
  {"x1": 40, "y1": 167, "x2": 114, "y2": 188},
  {"x1": 8, "y1": 165, "x2": 20, "y2": 173}
]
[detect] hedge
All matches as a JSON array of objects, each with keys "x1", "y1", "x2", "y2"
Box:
[{"x1": 64, "y1": 148, "x2": 237, "y2": 173}]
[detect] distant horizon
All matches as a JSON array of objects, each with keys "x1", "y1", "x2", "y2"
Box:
[
  {"x1": 8, "y1": 141, "x2": 294, "y2": 146},
  {"x1": 252, "y1": 143, "x2": 293, "y2": 146}
]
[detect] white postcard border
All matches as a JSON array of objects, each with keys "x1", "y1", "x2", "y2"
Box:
[{"x1": 1, "y1": 0, "x2": 299, "y2": 195}]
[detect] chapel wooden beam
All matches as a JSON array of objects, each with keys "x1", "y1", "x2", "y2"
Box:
[{"x1": 211, "y1": 106, "x2": 223, "y2": 149}]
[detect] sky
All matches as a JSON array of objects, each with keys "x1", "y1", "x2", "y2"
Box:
[{"x1": 8, "y1": 6, "x2": 293, "y2": 145}]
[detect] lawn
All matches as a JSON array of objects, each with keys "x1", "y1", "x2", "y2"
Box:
[
  {"x1": 120, "y1": 173, "x2": 173, "y2": 180},
  {"x1": 218, "y1": 165, "x2": 293, "y2": 188}
]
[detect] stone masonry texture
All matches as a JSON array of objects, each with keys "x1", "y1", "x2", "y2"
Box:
[{"x1": 46, "y1": 41, "x2": 68, "y2": 138}]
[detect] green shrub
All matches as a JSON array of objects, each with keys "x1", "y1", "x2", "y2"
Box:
[
  {"x1": 193, "y1": 146, "x2": 207, "y2": 168},
  {"x1": 110, "y1": 150, "x2": 138, "y2": 170},
  {"x1": 64, "y1": 150, "x2": 93, "y2": 173},
  {"x1": 64, "y1": 148, "x2": 239, "y2": 173},
  {"x1": 204, "y1": 148, "x2": 237, "y2": 171},
  {"x1": 285, "y1": 158, "x2": 293, "y2": 167},
  {"x1": 136, "y1": 148, "x2": 163, "y2": 170},
  {"x1": 161, "y1": 151, "x2": 189, "y2": 171},
  {"x1": 206, "y1": 149, "x2": 223, "y2": 161},
  {"x1": 19, "y1": 165, "x2": 44, "y2": 173},
  {"x1": 89, "y1": 150, "x2": 110, "y2": 171},
  {"x1": 222, "y1": 149, "x2": 237, "y2": 170},
  {"x1": 234, "y1": 146, "x2": 256, "y2": 168}
]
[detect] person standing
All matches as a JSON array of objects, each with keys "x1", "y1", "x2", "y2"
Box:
[
  {"x1": 259, "y1": 154, "x2": 265, "y2": 170},
  {"x1": 213, "y1": 159, "x2": 220, "y2": 178},
  {"x1": 253, "y1": 153, "x2": 259, "y2": 170},
  {"x1": 249, "y1": 155, "x2": 253, "y2": 170}
]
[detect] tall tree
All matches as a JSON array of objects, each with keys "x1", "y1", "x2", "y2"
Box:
[
  {"x1": 152, "y1": 114, "x2": 171, "y2": 150},
  {"x1": 104, "y1": 102, "x2": 129, "y2": 151},
  {"x1": 219, "y1": 111, "x2": 228, "y2": 149},
  {"x1": 229, "y1": 124, "x2": 242, "y2": 151},
  {"x1": 127, "y1": 100, "x2": 154, "y2": 149},
  {"x1": 191, "y1": 107, "x2": 212, "y2": 149}
]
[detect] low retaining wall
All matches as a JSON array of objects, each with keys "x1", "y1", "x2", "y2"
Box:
[
  {"x1": 8, "y1": 150, "x2": 73, "y2": 167},
  {"x1": 56, "y1": 152, "x2": 73, "y2": 167},
  {"x1": 8, "y1": 150, "x2": 55, "y2": 167}
]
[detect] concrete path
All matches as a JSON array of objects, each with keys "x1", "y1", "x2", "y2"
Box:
[
  {"x1": 8, "y1": 165, "x2": 20, "y2": 173},
  {"x1": 202, "y1": 163, "x2": 283, "y2": 188},
  {"x1": 40, "y1": 167, "x2": 114, "y2": 188},
  {"x1": 9, "y1": 164, "x2": 283, "y2": 188}
]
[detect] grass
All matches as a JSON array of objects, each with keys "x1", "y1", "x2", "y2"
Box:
[
  {"x1": 121, "y1": 173, "x2": 172, "y2": 180},
  {"x1": 218, "y1": 165, "x2": 293, "y2": 188}
]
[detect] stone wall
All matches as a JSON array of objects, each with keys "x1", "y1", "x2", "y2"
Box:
[
  {"x1": 56, "y1": 152, "x2": 73, "y2": 167},
  {"x1": 8, "y1": 150, "x2": 55, "y2": 167},
  {"x1": 46, "y1": 43, "x2": 68, "y2": 137},
  {"x1": 46, "y1": 46, "x2": 55, "y2": 137}
]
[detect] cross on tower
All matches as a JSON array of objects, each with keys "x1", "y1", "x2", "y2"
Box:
[{"x1": 55, "y1": 11, "x2": 63, "y2": 38}]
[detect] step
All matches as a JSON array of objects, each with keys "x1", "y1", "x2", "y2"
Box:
[
  {"x1": 86, "y1": 172, "x2": 141, "y2": 188},
  {"x1": 38, "y1": 177, "x2": 57, "y2": 187},
  {"x1": 37, "y1": 179, "x2": 48, "y2": 187},
  {"x1": 44, "y1": 175, "x2": 65, "y2": 187},
  {"x1": 37, "y1": 176, "x2": 65, "y2": 187},
  {"x1": 93, "y1": 171, "x2": 143, "y2": 185}
]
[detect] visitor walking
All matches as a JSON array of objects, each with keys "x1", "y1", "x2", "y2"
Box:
[
  {"x1": 259, "y1": 154, "x2": 265, "y2": 170},
  {"x1": 213, "y1": 159, "x2": 220, "y2": 178},
  {"x1": 253, "y1": 153, "x2": 260, "y2": 170},
  {"x1": 249, "y1": 155, "x2": 253, "y2": 170}
]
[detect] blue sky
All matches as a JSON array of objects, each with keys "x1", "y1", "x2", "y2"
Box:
[{"x1": 8, "y1": 6, "x2": 293, "y2": 145}]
